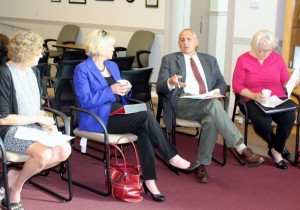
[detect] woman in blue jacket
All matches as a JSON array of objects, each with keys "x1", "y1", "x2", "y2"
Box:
[{"x1": 73, "y1": 30, "x2": 200, "y2": 202}]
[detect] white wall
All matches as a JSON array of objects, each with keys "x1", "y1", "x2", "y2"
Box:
[
  {"x1": 225, "y1": 0, "x2": 285, "y2": 115},
  {"x1": 0, "y1": 0, "x2": 287, "y2": 87},
  {"x1": 0, "y1": 0, "x2": 166, "y2": 29},
  {"x1": 0, "y1": 0, "x2": 166, "y2": 82}
]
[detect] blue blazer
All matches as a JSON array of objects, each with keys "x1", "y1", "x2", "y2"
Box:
[{"x1": 73, "y1": 56, "x2": 131, "y2": 133}]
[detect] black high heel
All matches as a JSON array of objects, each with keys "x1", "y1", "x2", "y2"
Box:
[
  {"x1": 169, "y1": 162, "x2": 201, "y2": 174},
  {"x1": 142, "y1": 182, "x2": 165, "y2": 202},
  {"x1": 268, "y1": 149, "x2": 288, "y2": 170}
]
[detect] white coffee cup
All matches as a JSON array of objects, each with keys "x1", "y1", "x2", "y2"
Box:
[
  {"x1": 117, "y1": 79, "x2": 129, "y2": 85},
  {"x1": 261, "y1": 89, "x2": 271, "y2": 103}
]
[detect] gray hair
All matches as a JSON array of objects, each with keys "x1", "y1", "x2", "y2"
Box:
[
  {"x1": 250, "y1": 29, "x2": 278, "y2": 50},
  {"x1": 179, "y1": 28, "x2": 197, "y2": 39}
]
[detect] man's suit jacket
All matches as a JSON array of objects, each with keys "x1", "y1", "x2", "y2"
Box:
[
  {"x1": 156, "y1": 52, "x2": 227, "y2": 131},
  {"x1": 73, "y1": 56, "x2": 131, "y2": 133}
]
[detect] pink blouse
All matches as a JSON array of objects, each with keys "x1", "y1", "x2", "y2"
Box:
[{"x1": 232, "y1": 51, "x2": 290, "y2": 101}]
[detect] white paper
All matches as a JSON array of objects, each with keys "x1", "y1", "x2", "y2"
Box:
[
  {"x1": 180, "y1": 90, "x2": 224, "y2": 99},
  {"x1": 285, "y1": 68, "x2": 299, "y2": 98},
  {"x1": 14, "y1": 127, "x2": 74, "y2": 147},
  {"x1": 260, "y1": 95, "x2": 288, "y2": 108}
]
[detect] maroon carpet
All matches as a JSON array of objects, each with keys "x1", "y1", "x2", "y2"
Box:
[{"x1": 4, "y1": 134, "x2": 300, "y2": 210}]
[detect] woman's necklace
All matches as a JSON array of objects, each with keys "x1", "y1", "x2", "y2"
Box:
[{"x1": 99, "y1": 64, "x2": 106, "y2": 72}]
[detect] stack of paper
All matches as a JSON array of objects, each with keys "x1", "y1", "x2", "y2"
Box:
[{"x1": 180, "y1": 90, "x2": 224, "y2": 100}]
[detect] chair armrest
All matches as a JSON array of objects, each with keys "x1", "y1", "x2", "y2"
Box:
[
  {"x1": 114, "y1": 47, "x2": 127, "y2": 52},
  {"x1": 136, "y1": 50, "x2": 151, "y2": 68},
  {"x1": 0, "y1": 137, "x2": 8, "y2": 164},
  {"x1": 113, "y1": 47, "x2": 127, "y2": 57},
  {"x1": 221, "y1": 85, "x2": 231, "y2": 112},
  {"x1": 43, "y1": 107, "x2": 70, "y2": 135},
  {"x1": 127, "y1": 98, "x2": 144, "y2": 104},
  {"x1": 156, "y1": 92, "x2": 177, "y2": 129},
  {"x1": 235, "y1": 93, "x2": 249, "y2": 119},
  {"x1": 61, "y1": 41, "x2": 76, "y2": 45},
  {"x1": 291, "y1": 92, "x2": 300, "y2": 122},
  {"x1": 291, "y1": 91, "x2": 300, "y2": 103},
  {"x1": 70, "y1": 106, "x2": 109, "y2": 144},
  {"x1": 44, "y1": 39, "x2": 57, "y2": 50}
]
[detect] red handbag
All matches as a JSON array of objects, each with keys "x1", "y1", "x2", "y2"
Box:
[{"x1": 106, "y1": 141, "x2": 143, "y2": 203}]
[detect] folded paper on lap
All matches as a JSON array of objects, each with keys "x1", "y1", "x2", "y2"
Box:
[{"x1": 14, "y1": 127, "x2": 74, "y2": 147}]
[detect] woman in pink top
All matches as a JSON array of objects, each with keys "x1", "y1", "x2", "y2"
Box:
[{"x1": 232, "y1": 29, "x2": 298, "y2": 170}]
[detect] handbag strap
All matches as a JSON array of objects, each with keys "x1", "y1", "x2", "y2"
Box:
[
  {"x1": 109, "y1": 143, "x2": 127, "y2": 169},
  {"x1": 108, "y1": 138, "x2": 141, "y2": 171},
  {"x1": 117, "y1": 138, "x2": 140, "y2": 168}
]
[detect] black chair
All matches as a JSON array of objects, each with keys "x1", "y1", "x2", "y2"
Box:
[
  {"x1": 44, "y1": 60, "x2": 82, "y2": 112},
  {"x1": 59, "y1": 50, "x2": 87, "y2": 63},
  {"x1": 121, "y1": 68, "x2": 154, "y2": 112},
  {"x1": 44, "y1": 24, "x2": 80, "y2": 63},
  {"x1": 0, "y1": 34, "x2": 9, "y2": 66},
  {"x1": 110, "y1": 56, "x2": 134, "y2": 71},
  {"x1": 47, "y1": 59, "x2": 83, "y2": 91},
  {"x1": 0, "y1": 46, "x2": 8, "y2": 66},
  {"x1": 44, "y1": 77, "x2": 76, "y2": 118},
  {"x1": 35, "y1": 51, "x2": 50, "y2": 96},
  {"x1": 66, "y1": 106, "x2": 138, "y2": 196},
  {"x1": 113, "y1": 30, "x2": 155, "y2": 68},
  {"x1": 46, "y1": 50, "x2": 86, "y2": 87},
  {"x1": 0, "y1": 107, "x2": 73, "y2": 209},
  {"x1": 231, "y1": 92, "x2": 300, "y2": 165},
  {"x1": 155, "y1": 87, "x2": 231, "y2": 167}
]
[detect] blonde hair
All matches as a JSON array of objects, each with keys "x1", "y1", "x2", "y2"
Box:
[
  {"x1": 7, "y1": 30, "x2": 43, "y2": 66},
  {"x1": 85, "y1": 29, "x2": 115, "y2": 57},
  {"x1": 250, "y1": 29, "x2": 278, "y2": 50}
]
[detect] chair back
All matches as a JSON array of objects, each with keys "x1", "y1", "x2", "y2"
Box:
[
  {"x1": 110, "y1": 56, "x2": 134, "y2": 71},
  {"x1": 56, "y1": 25, "x2": 80, "y2": 53},
  {"x1": 126, "y1": 30, "x2": 155, "y2": 68},
  {"x1": 38, "y1": 50, "x2": 50, "y2": 64},
  {"x1": 121, "y1": 68, "x2": 153, "y2": 102},
  {"x1": 61, "y1": 50, "x2": 87, "y2": 61},
  {"x1": 54, "y1": 60, "x2": 82, "y2": 89},
  {"x1": 35, "y1": 63, "x2": 48, "y2": 96},
  {"x1": 0, "y1": 34, "x2": 9, "y2": 66},
  {"x1": 54, "y1": 77, "x2": 76, "y2": 116}
]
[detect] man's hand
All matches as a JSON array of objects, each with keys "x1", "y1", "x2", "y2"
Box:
[{"x1": 169, "y1": 74, "x2": 186, "y2": 88}]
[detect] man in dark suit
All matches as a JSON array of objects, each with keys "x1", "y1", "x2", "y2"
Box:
[{"x1": 156, "y1": 28, "x2": 265, "y2": 184}]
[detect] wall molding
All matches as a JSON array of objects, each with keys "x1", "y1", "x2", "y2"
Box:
[
  {"x1": 232, "y1": 36, "x2": 283, "y2": 48},
  {"x1": 0, "y1": 16, "x2": 165, "y2": 34},
  {"x1": 209, "y1": 11, "x2": 227, "y2": 16},
  {"x1": 232, "y1": 37, "x2": 251, "y2": 45}
]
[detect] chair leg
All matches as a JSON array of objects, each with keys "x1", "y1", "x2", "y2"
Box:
[
  {"x1": 61, "y1": 143, "x2": 111, "y2": 197},
  {"x1": 293, "y1": 124, "x2": 299, "y2": 165},
  {"x1": 27, "y1": 157, "x2": 73, "y2": 202},
  {"x1": 212, "y1": 139, "x2": 227, "y2": 166},
  {"x1": 1, "y1": 162, "x2": 11, "y2": 209},
  {"x1": 231, "y1": 109, "x2": 248, "y2": 166}
]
